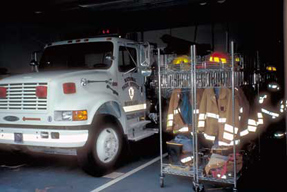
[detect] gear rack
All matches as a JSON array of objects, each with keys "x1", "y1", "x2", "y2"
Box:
[{"x1": 158, "y1": 42, "x2": 245, "y2": 191}]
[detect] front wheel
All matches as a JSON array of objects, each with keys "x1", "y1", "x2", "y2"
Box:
[{"x1": 77, "y1": 120, "x2": 123, "y2": 176}]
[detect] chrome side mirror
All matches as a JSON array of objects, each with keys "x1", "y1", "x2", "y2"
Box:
[
  {"x1": 30, "y1": 59, "x2": 39, "y2": 67},
  {"x1": 104, "y1": 53, "x2": 114, "y2": 61}
]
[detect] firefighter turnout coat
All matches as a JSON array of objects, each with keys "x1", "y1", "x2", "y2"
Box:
[
  {"x1": 166, "y1": 88, "x2": 203, "y2": 133},
  {"x1": 197, "y1": 88, "x2": 241, "y2": 146}
]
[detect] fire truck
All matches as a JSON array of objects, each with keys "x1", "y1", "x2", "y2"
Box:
[{"x1": 0, "y1": 35, "x2": 158, "y2": 176}]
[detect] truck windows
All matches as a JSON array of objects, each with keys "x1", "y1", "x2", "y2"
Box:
[
  {"x1": 39, "y1": 42, "x2": 113, "y2": 70},
  {"x1": 118, "y1": 46, "x2": 137, "y2": 72}
]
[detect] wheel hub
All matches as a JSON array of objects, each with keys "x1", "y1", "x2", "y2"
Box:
[{"x1": 96, "y1": 127, "x2": 119, "y2": 163}]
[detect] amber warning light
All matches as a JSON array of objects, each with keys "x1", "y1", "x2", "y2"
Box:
[{"x1": 73, "y1": 110, "x2": 88, "y2": 121}]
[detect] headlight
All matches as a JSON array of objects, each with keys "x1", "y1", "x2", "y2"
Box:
[{"x1": 54, "y1": 110, "x2": 87, "y2": 121}]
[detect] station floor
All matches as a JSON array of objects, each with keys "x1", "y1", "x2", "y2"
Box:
[{"x1": 0, "y1": 134, "x2": 286, "y2": 192}]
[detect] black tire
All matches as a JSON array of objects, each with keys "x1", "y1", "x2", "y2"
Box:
[{"x1": 77, "y1": 118, "x2": 123, "y2": 177}]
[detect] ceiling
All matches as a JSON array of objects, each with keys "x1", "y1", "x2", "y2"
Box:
[
  {"x1": 0, "y1": 0, "x2": 283, "y2": 63},
  {"x1": 1, "y1": 0, "x2": 278, "y2": 26}
]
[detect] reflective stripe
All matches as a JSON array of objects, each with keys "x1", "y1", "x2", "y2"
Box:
[
  {"x1": 181, "y1": 156, "x2": 193, "y2": 163},
  {"x1": 193, "y1": 109, "x2": 199, "y2": 114},
  {"x1": 178, "y1": 127, "x2": 188, "y2": 132},
  {"x1": 223, "y1": 132, "x2": 234, "y2": 141},
  {"x1": 224, "y1": 124, "x2": 238, "y2": 134},
  {"x1": 167, "y1": 114, "x2": 173, "y2": 120},
  {"x1": 218, "y1": 118, "x2": 226, "y2": 123},
  {"x1": 261, "y1": 108, "x2": 279, "y2": 117},
  {"x1": 239, "y1": 116, "x2": 241, "y2": 121},
  {"x1": 248, "y1": 119, "x2": 257, "y2": 126},
  {"x1": 167, "y1": 120, "x2": 173, "y2": 127},
  {"x1": 259, "y1": 95, "x2": 267, "y2": 104},
  {"x1": 206, "y1": 112, "x2": 219, "y2": 119},
  {"x1": 257, "y1": 119, "x2": 264, "y2": 125},
  {"x1": 199, "y1": 114, "x2": 206, "y2": 120},
  {"x1": 257, "y1": 113, "x2": 263, "y2": 118},
  {"x1": 240, "y1": 107, "x2": 243, "y2": 113},
  {"x1": 218, "y1": 140, "x2": 240, "y2": 146},
  {"x1": 198, "y1": 121, "x2": 205, "y2": 128},
  {"x1": 204, "y1": 133, "x2": 215, "y2": 141},
  {"x1": 240, "y1": 129, "x2": 249, "y2": 136},
  {"x1": 123, "y1": 104, "x2": 146, "y2": 112},
  {"x1": 248, "y1": 125, "x2": 257, "y2": 132},
  {"x1": 174, "y1": 109, "x2": 179, "y2": 115}
]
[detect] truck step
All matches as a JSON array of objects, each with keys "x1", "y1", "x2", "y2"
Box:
[
  {"x1": 129, "y1": 120, "x2": 151, "y2": 129},
  {"x1": 127, "y1": 128, "x2": 158, "y2": 141}
]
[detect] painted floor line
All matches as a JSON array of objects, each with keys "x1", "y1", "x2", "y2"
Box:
[{"x1": 91, "y1": 153, "x2": 168, "y2": 192}]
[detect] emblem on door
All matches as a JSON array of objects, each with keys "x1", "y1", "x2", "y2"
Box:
[{"x1": 128, "y1": 87, "x2": 135, "y2": 100}]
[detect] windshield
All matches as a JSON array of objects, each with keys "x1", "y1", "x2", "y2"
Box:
[{"x1": 39, "y1": 42, "x2": 114, "y2": 70}]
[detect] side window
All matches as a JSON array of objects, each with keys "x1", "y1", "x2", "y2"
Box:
[{"x1": 118, "y1": 46, "x2": 137, "y2": 72}]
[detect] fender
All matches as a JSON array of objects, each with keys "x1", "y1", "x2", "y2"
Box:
[{"x1": 80, "y1": 93, "x2": 127, "y2": 134}]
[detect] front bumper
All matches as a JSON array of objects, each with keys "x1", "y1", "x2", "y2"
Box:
[{"x1": 0, "y1": 127, "x2": 89, "y2": 148}]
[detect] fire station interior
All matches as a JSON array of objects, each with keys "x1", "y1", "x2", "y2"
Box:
[{"x1": 0, "y1": 0, "x2": 286, "y2": 192}]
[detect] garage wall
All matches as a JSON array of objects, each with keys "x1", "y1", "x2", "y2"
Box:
[
  {"x1": 0, "y1": 24, "x2": 59, "y2": 75},
  {"x1": 0, "y1": 23, "x2": 238, "y2": 74},
  {"x1": 142, "y1": 23, "x2": 234, "y2": 53}
]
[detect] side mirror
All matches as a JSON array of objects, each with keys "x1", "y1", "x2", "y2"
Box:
[
  {"x1": 30, "y1": 51, "x2": 42, "y2": 72},
  {"x1": 141, "y1": 67, "x2": 152, "y2": 77},
  {"x1": 104, "y1": 53, "x2": 114, "y2": 61},
  {"x1": 30, "y1": 59, "x2": 39, "y2": 67}
]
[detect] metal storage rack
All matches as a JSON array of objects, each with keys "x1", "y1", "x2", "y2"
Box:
[{"x1": 158, "y1": 42, "x2": 244, "y2": 191}]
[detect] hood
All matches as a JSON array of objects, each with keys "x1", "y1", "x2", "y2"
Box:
[{"x1": 0, "y1": 69, "x2": 111, "y2": 84}]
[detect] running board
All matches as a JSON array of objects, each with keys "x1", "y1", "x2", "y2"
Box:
[
  {"x1": 128, "y1": 128, "x2": 158, "y2": 141},
  {"x1": 129, "y1": 120, "x2": 151, "y2": 129}
]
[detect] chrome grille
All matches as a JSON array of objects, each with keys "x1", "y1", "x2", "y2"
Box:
[{"x1": 0, "y1": 82, "x2": 48, "y2": 111}]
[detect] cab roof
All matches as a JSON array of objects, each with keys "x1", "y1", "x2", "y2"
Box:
[{"x1": 46, "y1": 36, "x2": 137, "y2": 48}]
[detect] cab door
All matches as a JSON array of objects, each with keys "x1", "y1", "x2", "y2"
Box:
[{"x1": 117, "y1": 44, "x2": 146, "y2": 126}]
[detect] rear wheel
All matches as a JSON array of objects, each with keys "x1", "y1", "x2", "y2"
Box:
[{"x1": 77, "y1": 119, "x2": 123, "y2": 176}]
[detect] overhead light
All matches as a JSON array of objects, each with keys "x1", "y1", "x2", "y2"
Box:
[
  {"x1": 217, "y1": 0, "x2": 226, "y2": 3},
  {"x1": 79, "y1": 0, "x2": 132, "y2": 8},
  {"x1": 199, "y1": 2, "x2": 208, "y2": 6}
]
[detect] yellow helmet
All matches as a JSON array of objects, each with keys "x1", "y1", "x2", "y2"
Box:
[{"x1": 172, "y1": 55, "x2": 190, "y2": 65}]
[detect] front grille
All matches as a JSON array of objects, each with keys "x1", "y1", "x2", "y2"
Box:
[{"x1": 0, "y1": 82, "x2": 48, "y2": 111}]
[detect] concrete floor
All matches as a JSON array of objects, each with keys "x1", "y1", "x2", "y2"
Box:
[{"x1": 0, "y1": 134, "x2": 286, "y2": 192}]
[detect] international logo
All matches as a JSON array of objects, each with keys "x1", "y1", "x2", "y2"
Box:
[{"x1": 128, "y1": 87, "x2": 135, "y2": 100}]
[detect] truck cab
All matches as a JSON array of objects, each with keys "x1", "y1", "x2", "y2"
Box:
[{"x1": 0, "y1": 36, "x2": 156, "y2": 176}]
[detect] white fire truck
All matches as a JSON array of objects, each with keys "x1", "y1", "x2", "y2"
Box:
[{"x1": 0, "y1": 36, "x2": 158, "y2": 176}]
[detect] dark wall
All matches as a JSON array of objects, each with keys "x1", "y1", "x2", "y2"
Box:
[{"x1": 0, "y1": 0, "x2": 283, "y2": 76}]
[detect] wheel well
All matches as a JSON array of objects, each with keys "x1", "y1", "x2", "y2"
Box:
[{"x1": 93, "y1": 114, "x2": 124, "y2": 134}]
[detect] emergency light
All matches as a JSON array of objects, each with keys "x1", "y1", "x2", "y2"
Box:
[
  {"x1": 63, "y1": 82, "x2": 76, "y2": 94},
  {"x1": 209, "y1": 52, "x2": 229, "y2": 64},
  {"x1": 102, "y1": 29, "x2": 110, "y2": 34},
  {"x1": 0, "y1": 87, "x2": 7, "y2": 98},
  {"x1": 36, "y1": 86, "x2": 47, "y2": 98}
]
